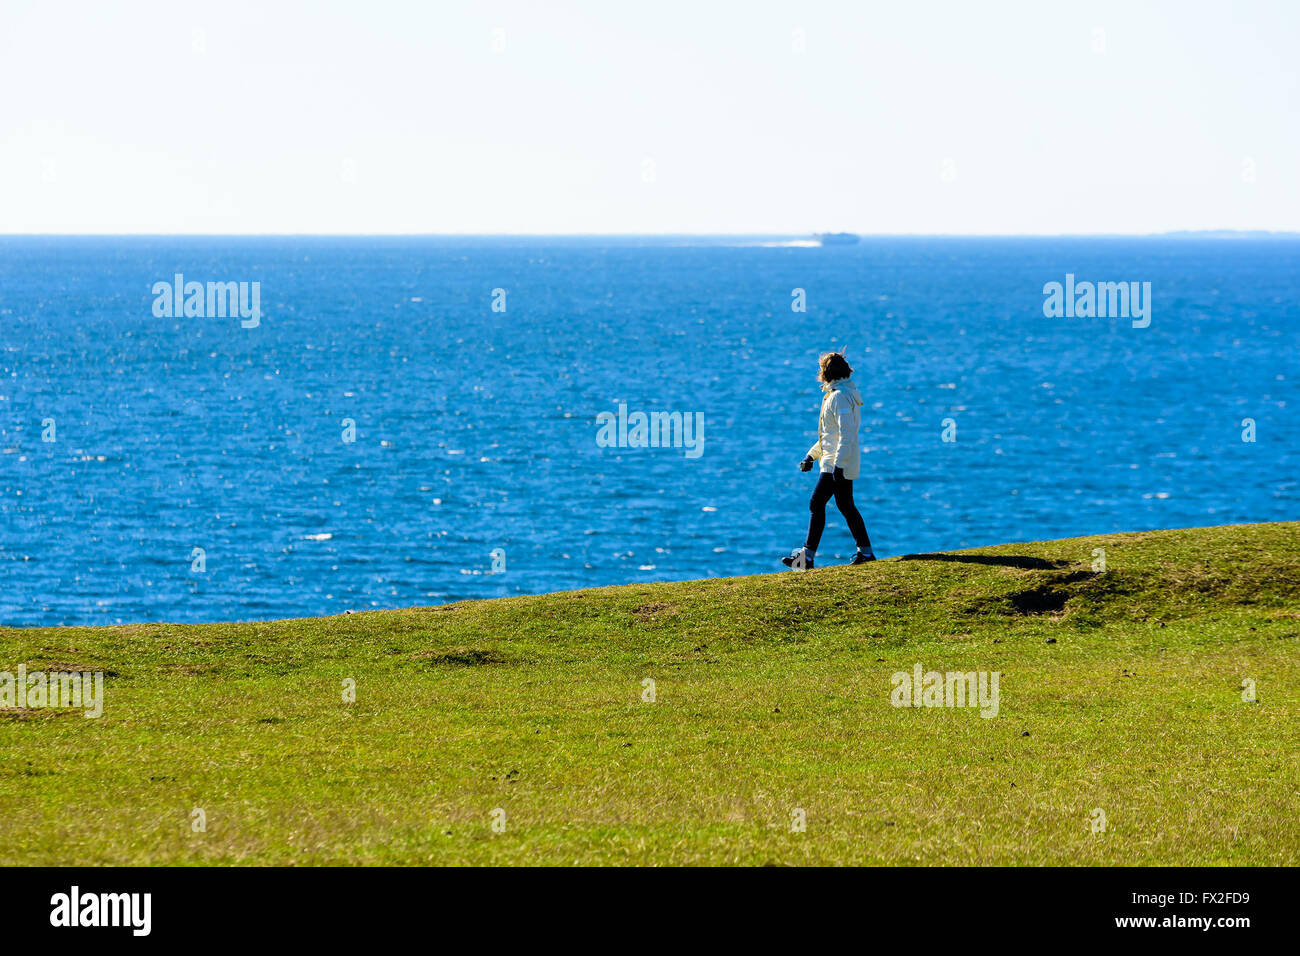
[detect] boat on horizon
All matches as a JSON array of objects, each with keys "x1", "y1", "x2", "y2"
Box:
[{"x1": 814, "y1": 232, "x2": 859, "y2": 246}]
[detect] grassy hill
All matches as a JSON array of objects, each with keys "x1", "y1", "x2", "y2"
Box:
[{"x1": 2, "y1": 522, "x2": 1298, "y2": 865}]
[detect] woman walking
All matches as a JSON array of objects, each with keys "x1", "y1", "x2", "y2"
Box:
[{"x1": 782, "y1": 351, "x2": 876, "y2": 569}]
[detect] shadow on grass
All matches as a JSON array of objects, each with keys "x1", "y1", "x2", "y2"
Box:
[{"x1": 898, "y1": 553, "x2": 1070, "y2": 570}]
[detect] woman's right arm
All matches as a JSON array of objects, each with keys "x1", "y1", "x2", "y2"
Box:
[{"x1": 802, "y1": 397, "x2": 824, "y2": 468}]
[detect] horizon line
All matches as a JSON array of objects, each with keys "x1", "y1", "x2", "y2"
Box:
[{"x1": 2, "y1": 229, "x2": 1298, "y2": 239}]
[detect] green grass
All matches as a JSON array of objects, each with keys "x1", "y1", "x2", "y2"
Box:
[{"x1": 2, "y1": 522, "x2": 1299, "y2": 865}]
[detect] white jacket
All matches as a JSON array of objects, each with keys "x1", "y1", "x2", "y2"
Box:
[{"x1": 806, "y1": 377, "x2": 864, "y2": 479}]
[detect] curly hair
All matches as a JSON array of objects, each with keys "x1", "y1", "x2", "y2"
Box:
[{"x1": 818, "y1": 351, "x2": 853, "y2": 383}]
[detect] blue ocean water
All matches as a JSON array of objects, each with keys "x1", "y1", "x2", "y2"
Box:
[{"x1": 2, "y1": 236, "x2": 1296, "y2": 626}]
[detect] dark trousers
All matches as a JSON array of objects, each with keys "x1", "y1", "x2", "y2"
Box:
[{"x1": 805, "y1": 469, "x2": 872, "y2": 553}]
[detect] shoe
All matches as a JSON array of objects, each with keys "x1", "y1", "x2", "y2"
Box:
[
  {"x1": 850, "y1": 550, "x2": 876, "y2": 565},
  {"x1": 781, "y1": 548, "x2": 814, "y2": 571}
]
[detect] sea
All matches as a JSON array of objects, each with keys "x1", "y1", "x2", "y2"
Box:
[{"x1": 2, "y1": 235, "x2": 1296, "y2": 625}]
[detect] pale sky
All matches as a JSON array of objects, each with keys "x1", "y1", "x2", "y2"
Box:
[{"x1": 1, "y1": 0, "x2": 1296, "y2": 234}]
